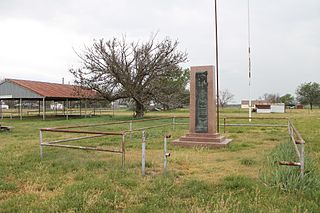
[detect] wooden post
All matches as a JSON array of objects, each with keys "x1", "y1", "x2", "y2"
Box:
[
  {"x1": 79, "y1": 100, "x2": 82, "y2": 117},
  {"x1": 142, "y1": 130, "x2": 146, "y2": 176}
]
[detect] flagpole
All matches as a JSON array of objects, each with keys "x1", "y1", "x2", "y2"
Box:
[
  {"x1": 248, "y1": 0, "x2": 252, "y2": 122},
  {"x1": 214, "y1": 0, "x2": 220, "y2": 132}
]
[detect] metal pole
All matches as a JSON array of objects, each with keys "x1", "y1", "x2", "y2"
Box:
[
  {"x1": 122, "y1": 133, "x2": 125, "y2": 168},
  {"x1": 19, "y1": 98, "x2": 22, "y2": 120},
  {"x1": 42, "y1": 98, "x2": 46, "y2": 120},
  {"x1": 214, "y1": 0, "x2": 220, "y2": 133},
  {"x1": 164, "y1": 135, "x2": 167, "y2": 176},
  {"x1": 38, "y1": 100, "x2": 41, "y2": 117},
  {"x1": 85, "y1": 100, "x2": 87, "y2": 118},
  {"x1": 112, "y1": 102, "x2": 115, "y2": 118},
  {"x1": 164, "y1": 134, "x2": 171, "y2": 176},
  {"x1": 129, "y1": 121, "x2": 133, "y2": 142},
  {"x1": 142, "y1": 130, "x2": 146, "y2": 176},
  {"x1": 0, "y1": 99, "x2": 2, "y2": 120},
  {"x1": 66, "y1": 99, "x2": 69, "y2": 120},
  {"x1": 300, "y1": 142, "x2": 304, "y2": 178},
  {"x1": 248, "y1": 0, "x2": 252, "y2": 122},
  {"x1": 172, "y1": 116, "x2": 176, "y2": 131},
  {"x1": 40, "y1": 130, "x2": 43, "y2": 160}
]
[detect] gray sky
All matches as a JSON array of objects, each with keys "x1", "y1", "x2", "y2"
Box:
[{"x1": 0, "y1": 0, "x2": 319, "y2": 103}]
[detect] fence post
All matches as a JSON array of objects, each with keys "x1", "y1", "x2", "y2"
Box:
[
  {"x1": 40, "y1": 130, "x2": 43, "y2": 160},
  {"x1": 122, "y1": 133, "x2": 125, "y2": 168},
  {"x1": 129, "y1": 121, "x2": 133, "y2": 142},
  {"x1": 224, "y1": 117, "x2": 226, "y2": 133},
  {"x1": 300, "y1": 142, "x2": 305, "y2": 178},
  {"x1": 142, "y1": 130, "x2": 146, "y2": 176},
  {"x1": 164, "y1": 134, "x2": 171, "y2": 176},
  {"x1": 172, "y1": 116, "x2": 176, "y2": 131}
]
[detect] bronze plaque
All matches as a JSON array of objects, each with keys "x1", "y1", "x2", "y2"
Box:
[{"x1": 195, "y1": 71, "x2": 208, "y2": 133}]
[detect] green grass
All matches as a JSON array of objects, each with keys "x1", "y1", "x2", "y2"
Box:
[{"x1": 0, "y1": 108, "x2": 319, "y2": 212}]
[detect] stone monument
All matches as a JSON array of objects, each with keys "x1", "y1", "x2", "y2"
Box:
[{"x1": 173, "y1": 65, "x2": 232, "y2": 148}]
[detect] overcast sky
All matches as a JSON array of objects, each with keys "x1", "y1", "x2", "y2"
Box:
[{"x1": 0, "y1": 0, "x2": 319, "y2": 103}]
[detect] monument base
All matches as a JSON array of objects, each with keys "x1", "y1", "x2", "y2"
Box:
[{"x1": 172, "y1": 133, "x2": 232, "y2": 148}]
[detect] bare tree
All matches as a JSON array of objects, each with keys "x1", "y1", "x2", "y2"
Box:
[
  {"x1": 219, "y1": 89, "x2": 234, "y2": 108},
  {"x1": 261, "y1": 93, "x2": 280, "y2": 103},
  {"x1": 70, "y1": 36, "x2": 187, "y2": 118}
]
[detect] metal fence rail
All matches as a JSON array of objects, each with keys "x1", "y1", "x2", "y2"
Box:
[
  {"x1": 223, "y1": 116, "x2": 306, "y2": 177},
  {"x1": 39, "y1": 116, "x2": 189, "y2": 169},
  {"x1": 40, "y1": 128, "x2": 126, "y2": 167},
  {"x1": 223, "y1": 116, "x2": 288, "y2": 133},
  {"x1": 279, "y1": 120, "x2": 305, "y2": 177}
]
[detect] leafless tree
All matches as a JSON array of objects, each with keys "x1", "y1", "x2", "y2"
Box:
[
  {"x1": 219, "y1": 89, "x2": 234, "y2": 107},
  {"x1": 261, "y1": 93, "x2": 280, "y2": 103},
  {"x1": 70, "y1": 36, "x2": 187, "y2": 118}
]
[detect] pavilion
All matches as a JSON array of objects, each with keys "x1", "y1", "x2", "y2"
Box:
[{"x1": 0, "y1": 79, "x2": 100, "y2": 120}]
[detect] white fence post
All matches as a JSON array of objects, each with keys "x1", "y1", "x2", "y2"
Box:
[
  {"x1": 142, "y1": 130, "x2": 146, "y2": 176},
  {"x1": 40, "y1": 130, "x2": 43, "y2": 160},
  {"x1": 129, "y1": 121, "x2": 133, "y2": 142},
  {"x1": 172, "y1": 116, "x2": 176, "y2": 131},
  {"x1": 300, "y1": 143, "x2": 305, "y2": 178},
  {"x1": 164, "y1": 134, "x2": 171, "y2": 176}
]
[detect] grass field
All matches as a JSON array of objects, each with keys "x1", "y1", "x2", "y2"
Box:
[{"x1": 0, "y1": 108, "x2": 319, "y2": 212}]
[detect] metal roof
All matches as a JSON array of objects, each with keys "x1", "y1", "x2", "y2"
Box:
[{"x1": 1, "y1": 79, "x2": 98, "y2": 100}]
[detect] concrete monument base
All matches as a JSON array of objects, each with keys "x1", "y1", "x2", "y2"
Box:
[
  {"x1": 172, "y1": 65, "x2": 232, "y2": 149},
  {"x1": 172, "y1": 133, "x2": 232, "y2": 148}
]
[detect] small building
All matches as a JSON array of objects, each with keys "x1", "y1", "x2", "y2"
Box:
[
  {"x1": 256, "y1": 103, "x2": 285, "y2": 113},
  {"x1": 256, "y1": 104, "x2": 271, "y2": 113},
  {"x1": 271, "y1": 103, "x2": 285, "y2": 113},
  {"x1": 0, "y1": 79, "x2": 99, "y2": 120},
  {"x1": 241, "y1": 100, "x2": 269, "y2": 109}
]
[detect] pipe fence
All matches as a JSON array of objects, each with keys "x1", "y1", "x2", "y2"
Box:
[
  {"x1": 223, "y1": 116, "x2": 306, "y2": 177},
  {"x1": 40, "y1": 116, "x2": 188, "y2": 171},
  {"x1": 279, "y1": 120, "x2": 305, "y2": 177}
]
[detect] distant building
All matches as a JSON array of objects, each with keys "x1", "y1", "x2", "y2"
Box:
[
  {"x1": 241, "y1": 100, "x2": 269, "y2": 109},
  {"x1": 256, "y1": 103, "x2": 285, "y2": 113}
]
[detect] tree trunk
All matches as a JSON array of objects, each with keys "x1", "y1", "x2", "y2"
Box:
[
  {"x1": 134, "y1": 101, "x2": 145, "y2": 118},
  {"x1": 310, "y1": 103, "x2": 313, "y2": 110}
]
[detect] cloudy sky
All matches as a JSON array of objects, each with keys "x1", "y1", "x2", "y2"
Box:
[{"x1": 0, "y1": 0, "x2": 319, "y2": 102}]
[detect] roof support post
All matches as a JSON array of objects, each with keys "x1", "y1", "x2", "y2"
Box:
[
  {"x1": 38, "y1": 100, "x2": 41, "y2": 117},
  {"x1": 85, "y1": 100, "x2": 87, "y2": 118},
  {"x1": 79, "y1": 100, "x2": 82, "y2": 117},
  {"x1": 66, "y1": 99, "x2": 69, "y2": 120},
  {"x1": 42, "y1": 98, "x2": 46, "y2": 120},
  {"x1": 93, "y1": 102, "x2": 96, "y2": 116},
  {"x1": 0, "y1": 99, "x2": 2, "y2": 120},
  {"x1": 19, "y1": 98, "x2": 23, "y2": 120},
  {"x1": 0, "y1": 99, "x2": 3, "y2": 120}
]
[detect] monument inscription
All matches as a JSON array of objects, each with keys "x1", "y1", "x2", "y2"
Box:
[{"x1": 195, "y1": 71, "x2": 208, "y2": 133}]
